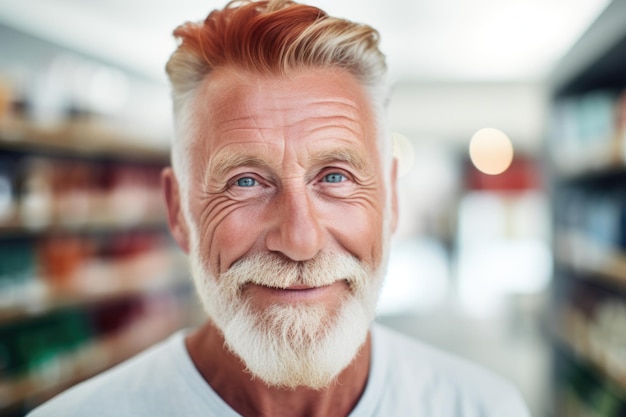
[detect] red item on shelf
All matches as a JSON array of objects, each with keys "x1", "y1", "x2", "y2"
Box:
[{"x1": 465, "y1": 157, "x2": 543, "y2": 191}]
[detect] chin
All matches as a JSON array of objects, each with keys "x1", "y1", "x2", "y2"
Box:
[{"x1": 188, "y1": 250, "x2": 384, "y2": 389}]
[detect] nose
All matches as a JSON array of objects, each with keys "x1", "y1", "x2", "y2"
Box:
[{"x1": 265, "y1": 185, "x2": 325, "y2": 261}]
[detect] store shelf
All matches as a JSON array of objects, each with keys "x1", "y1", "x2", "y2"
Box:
[
  {"x1": 555, "y1": 231, "x2": 626, "y2": 292},
  {"x1": 547, "y1": 1, "x2": 626, "y2": 414},
  {"x1": 0, "y1": 212, "x2": 167, "y2": 237},
  {"x1": 551, "y1": 130, "x2": 626, "y2": 181},
  {"x1": 0, "y1": 117, "x2": 169, "y2": 163},
  {"x1": 553, "y1": 317, "x2": 626, "y2": 394},
  {"x1": 0, "y1": 273, "x2": 189, "y2": 325},
  {"x1": 0, "y1": 250, "x2": 189, "y2": 325},
  {"x1": 0, "y1": 304, "x2": 186, "y2": 412},
  {"x1": 553, "y1": 334, "x2": 626, "y2": 416},
  {"x1": 0, "y1": 51, "x2": 189, "y2": 416}
]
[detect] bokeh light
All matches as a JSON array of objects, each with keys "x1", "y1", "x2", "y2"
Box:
[
  {"x1": 469, "y1": 128, "x2": 514, "y2": 175},
  {"x1": 392, "y1": 132, "x2": 415, "y2": 177}
]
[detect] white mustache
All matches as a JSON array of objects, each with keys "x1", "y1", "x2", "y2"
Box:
[{"x1": 218, "y1": 252, "x2": 371, "y2": 297}]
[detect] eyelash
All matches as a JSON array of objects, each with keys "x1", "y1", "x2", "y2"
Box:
[{"x1": 322, "y1": 172, "x2": 347, "y2": 183}]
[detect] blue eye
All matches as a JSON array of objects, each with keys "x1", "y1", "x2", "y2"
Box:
[
  {"x1": 323, "y1": 173, "x2": 346, "y2": 183},
  {"x1": 236, "y1": 177, "x2": 257, "y2": 187}
]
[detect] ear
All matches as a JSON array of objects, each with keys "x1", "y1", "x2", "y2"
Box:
[
  {"x1": 162, "y1": 167, "x2": 190, "y2": 254},
  {"x1": 390, "y1": 158, "x2": 399, "y2": 233}
]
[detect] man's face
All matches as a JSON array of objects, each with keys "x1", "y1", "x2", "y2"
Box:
[
  {"x1": 188, "y1": 67, "x2": 388, "y2": 307},
  {"x1": 168, "y1": 67, "x2": 395, "y2": 388}
]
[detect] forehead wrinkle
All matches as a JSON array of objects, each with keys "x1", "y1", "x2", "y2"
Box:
[
  {"x1": 211, "y1": 102, "x2": 264, "y2": 134},
  {"x1": 302, "y1": 117, "x2": 363, "y2": 138},
  {"x1": 274, "y1": 95, "x2": 360, "y2": 109},
  {"x1": 208, "y1": 89, "x2": 364, "y2": 133},
  {"x1": 282, "y1": 100, "x2": 363, "y2": 125}
]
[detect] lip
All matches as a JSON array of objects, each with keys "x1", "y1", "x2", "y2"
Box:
[
  {"x1": 243, "y1": 280, "x2": 348, "y2": 304},
  {"x1": 284, "y1": 284, "x2": 322, "y2": 290}
]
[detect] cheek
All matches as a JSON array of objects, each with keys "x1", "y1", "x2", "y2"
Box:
[
  {"x1": 214, "y1": 211, "x2": 264, "y2": 270},
  {"x1": 322, "y1": 201, "x2": 385, "y2": 267},
  {"x1": 192, "y1": 197, "x2": 266, "y2": 274}
]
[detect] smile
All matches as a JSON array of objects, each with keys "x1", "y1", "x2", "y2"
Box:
[{"x1": 244, "y1": 280, "x2": 349, "y2": 304}]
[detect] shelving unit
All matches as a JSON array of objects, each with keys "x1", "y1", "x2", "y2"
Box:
[
  {"x1": 555, "y1": 230, "x2": 626, "y2": 291},
  {"x1": 0, "y1": 115, "x2": 194, "y2": 415},
  {"x1": 0, "y1": 117, "x2": 170, "y2": 162},
  {"x1": 0, "y1": 296, "x2": 188, "y2": 413},
  {"x1": 547, "y1": 1, "x2": 626, "y2": 415}
]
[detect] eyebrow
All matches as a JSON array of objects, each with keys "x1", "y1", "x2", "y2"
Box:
[
  {"x1": 309, "y1": 147, "x2": 372, "y2": 174},
  {"x1": 208, "y1": 152, "x2": 272, "y2": 181},
  {"x1": 207, "y1": 146, "x2": 372, "y2": 182}
]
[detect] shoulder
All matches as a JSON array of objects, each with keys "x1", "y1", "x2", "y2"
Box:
[
  {"x1": 28, "y1": 331, "x2": 188, "y2": 417},
  {"x1": 370, "y1": 323, "x2": 530, "y2": 417}
]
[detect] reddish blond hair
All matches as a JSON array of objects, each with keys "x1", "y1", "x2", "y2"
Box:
[{"x1": 166, "y1": 0, "x2": 389, "y2": 182}]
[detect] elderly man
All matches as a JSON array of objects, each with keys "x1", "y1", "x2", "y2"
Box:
[{"x1": 30, "y1": 1, "x2": 530, "y2": 416}]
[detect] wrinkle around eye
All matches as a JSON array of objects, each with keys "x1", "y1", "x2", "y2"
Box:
[
  {"x1": 227, "y1": 181, "x2": 275, "y2": 201},
  {"x1": 195, "y1": 195, "x2": 241, "y2": 257},
  {"x1": 197, "y1": 193, "x2": 239, "y2": 228},
  {"x1": 327, "y1": 189, "x2": 384, "y2": 214},
  {"x1": 201, "y1": 173, "x2": 270, "y2": 199},
  {"x1": 315, "y1": 170, "x2": 376, "y2": 190},
  {"x1": 196, "y1": 193, "x2": 259, "y2": 248},
  {"x1": 316, "y1": 177, "x2": 384, "y2": 211}
]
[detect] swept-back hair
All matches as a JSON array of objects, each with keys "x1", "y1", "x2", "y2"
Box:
[{"x1": 166, "y1": 0, "x2": 389, "y2": 183}]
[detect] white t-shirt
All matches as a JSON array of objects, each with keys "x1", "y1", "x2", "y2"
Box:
[{"x1": 29, "y1": 323, "x2": 530, "y2": 416}]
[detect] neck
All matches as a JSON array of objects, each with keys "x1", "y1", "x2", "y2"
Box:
[{"x1": 186, "y1": 320, "x2": 371, "y2": 417}]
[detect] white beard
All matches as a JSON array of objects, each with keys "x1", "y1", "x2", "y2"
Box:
[{"x1": 188, "y1": 250, "x2": 384, "y2": 390}]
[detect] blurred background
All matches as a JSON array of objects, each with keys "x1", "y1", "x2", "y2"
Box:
[{"x1": 0, "y1": 0, "x2": 625, "y2": 415}]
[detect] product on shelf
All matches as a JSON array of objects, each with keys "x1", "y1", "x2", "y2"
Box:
[
  {"x1": 555, "y1": 351, "x2": 626, "y2": 417},
  {"x1": 556, "y1": 277, "x2": 626, "y2": 392},
  {"x1": 0, "y1": 61, "x2": 190, "y2": 415},
  {"x1": 12, "y1": 156, "x2": 166, "y2": 231},
  {"x1": 549, "y1": 89, "x2": 626, "y2": 175},
  {"x1": 548, "y1": 1, "x2": 626, "y2": 414},
  {"x1": 19, "y1": 157, "x2": 54, "y2": 230},
  {"x1": 618, "y1": 90, "x2": 626, "y2": 133},
  {"x1": 0, "y1": 155, "x2": 17, "y2": 225},
  {"x1": 0, "y1": 294, "x2": 187, "y2": 413},
  {"x1": 0, "y1": 239, "x2": 38, "y2": 310}
]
